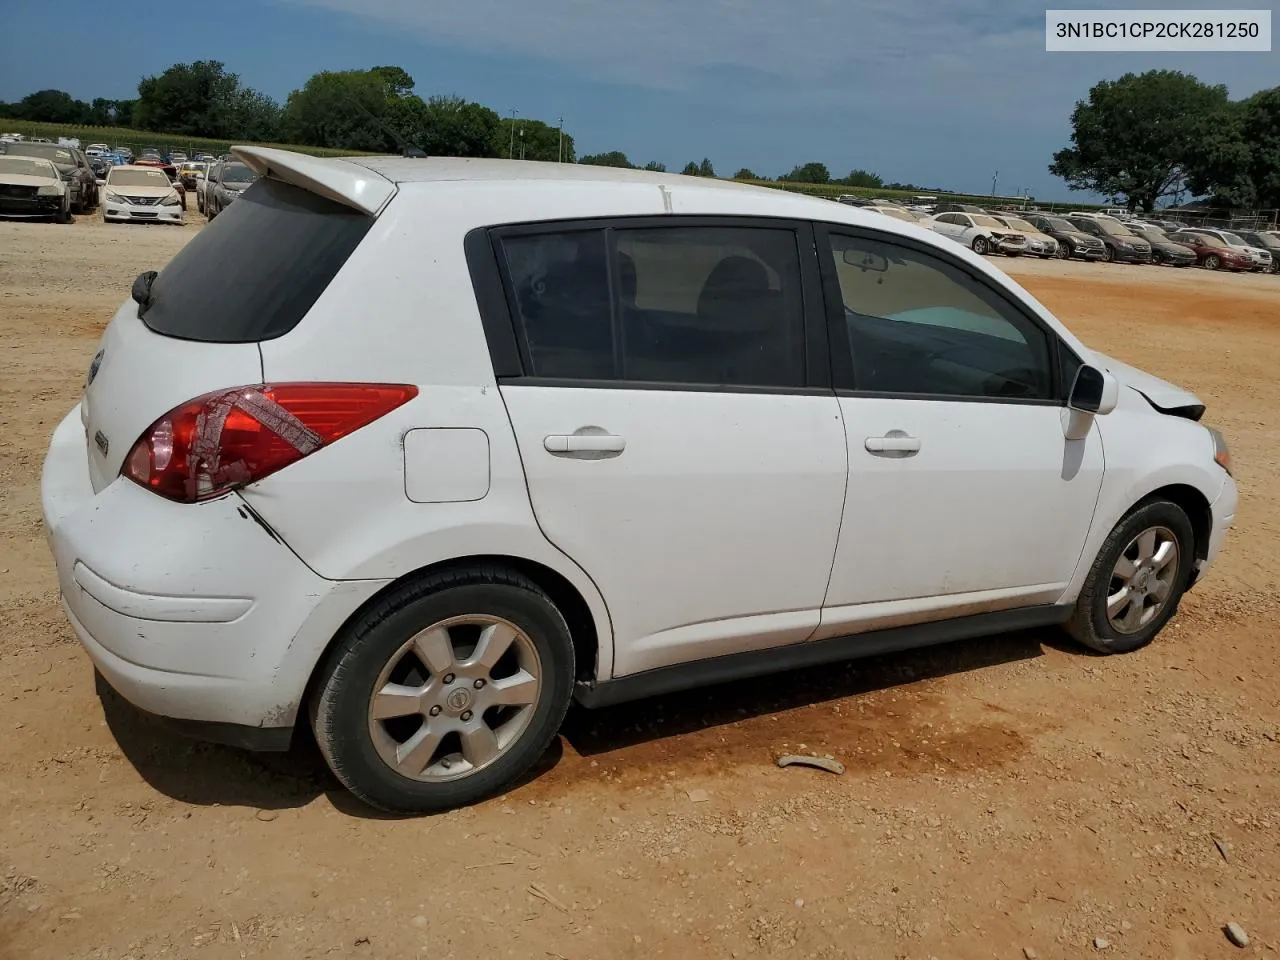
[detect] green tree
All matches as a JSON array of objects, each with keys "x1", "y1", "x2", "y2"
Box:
[
  {"x1": 133, "y1": 61, "x2": 280, "y2": 139},
  {"x1": 14, "y1": 89, "x2": 89, "y2": 124},
  {"x1": 490, "y1": 117, "x2": 574, "y2": 161},
  {"x1": 733, "y1": 168, "x2": 759, "y2": 180},
  {"x1": 698, "y1": 157, "x2": 715, "y2": 177},
  {"x1": 580, "y1": 150, "x2": 635, "y2": 167},
  {"x1": 681, "y1": 161, "x2": 700, "y2": 176},
  {"x1": 782, "y1": 162, "x2": 830, "y2": 183},
  {"x1": 643, "y1": 160, "x2": 666, "y2": 172},
  {"x1": 1185, "y1": 86, "x2": 1280, "y2": 208},
  {"x1": 282, "y1": 68, "x2": 409, "y2": 151},
  {"x1": 1050, "y1": 70, "x2": 1230, "y2": 212},
  {"x1": 840, "y1": 168, "x2": 882, "y2": 188},
  {"x1": 413, "y1": 96, "x2": 501, "y2": 157}
]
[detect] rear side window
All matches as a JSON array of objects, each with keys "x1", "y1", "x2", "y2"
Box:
[
  {"x1": 497, "y1": 223, "x2": 807, "y2": 388},
  {"x1": 141, "y1": 178, "x2": 373, "y2": 343}
]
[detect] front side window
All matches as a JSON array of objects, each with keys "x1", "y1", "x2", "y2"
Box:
[
  {"x1": 827, "y1": 232, "x2": 1053, "y2": 400},
  {"x1": 498, "y1": 223, "x2": 807, "y2": 388}
]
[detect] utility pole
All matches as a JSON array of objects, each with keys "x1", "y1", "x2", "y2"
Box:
[
  {"x1": 991, "y1": 170, "x2": 998, "y2": 197},
  {"x1": 519, "y1": 126, "x2": 525, "y2": 161},
  {"x1": 557, "y1": 117, "x2": 564, "y2": 163},
  {"x1": 508, "y1": 110, "x2": 518, "y2": 159}
]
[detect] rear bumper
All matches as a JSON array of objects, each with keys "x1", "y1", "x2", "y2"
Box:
[{"x1": 41, "y1": 405, "x2": 389, "y2": 743}]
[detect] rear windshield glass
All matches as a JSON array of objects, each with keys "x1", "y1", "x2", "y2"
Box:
[{"x1": 141, "y1": 178, "x2": 374, "y2": 343}]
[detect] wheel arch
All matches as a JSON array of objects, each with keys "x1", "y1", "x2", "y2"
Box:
[
  {"x1": 301, "y1": 554, "x2": 606, "y2": 721},
  {"x1": 1138, "y1": 483, "x2": 1212, "y2": 565}
]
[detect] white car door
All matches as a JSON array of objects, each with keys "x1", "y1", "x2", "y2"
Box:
[
  {"x1": 812, "y1": 226, "x2": 1104, "y2": 639},
  {"x1": 489, "y1": 220, "x2": 849, "y2": 677},
  {"x1": 930, "y1": 213, "x2": 965, "y2": 240}
]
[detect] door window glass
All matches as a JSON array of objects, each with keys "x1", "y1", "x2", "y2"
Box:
[{"x1": 827, "y1": 232, "x2": 1053, "y2": 400}]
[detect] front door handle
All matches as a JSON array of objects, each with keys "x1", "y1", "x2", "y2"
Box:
[
  {"x1": 544, "y1": 433, "x2": 626, "y2": 456},
  {"x1": 865, "y1": 434, "x2": 921, "y2": 455}
]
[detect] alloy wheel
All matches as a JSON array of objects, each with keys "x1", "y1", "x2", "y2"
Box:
[
  {"x1": 1105, "y1": 526, "x2": 1180, "y2": 635},
  {"x1": 366, "y1": 615, "x2": 542, "y2": 782}
]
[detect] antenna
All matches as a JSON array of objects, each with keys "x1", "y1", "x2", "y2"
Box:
[{"x1": 337, "y1": 85, "x2": 427, "y2": 158}]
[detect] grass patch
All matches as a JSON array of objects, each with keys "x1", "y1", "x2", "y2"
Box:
[{"x1": 0, "y1": 119, "x2": 370, "y2": 159}]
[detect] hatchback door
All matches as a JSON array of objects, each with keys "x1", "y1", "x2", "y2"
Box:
[
  {"x1": 485, "y1": 219, "x2": 848, "y2": 677},
  {"x1": 80, "y1": 176, "x2": 377, "y2": 492},
  {"x1": 813, "y1": 226, "x2": 1104, "y2": 638}
]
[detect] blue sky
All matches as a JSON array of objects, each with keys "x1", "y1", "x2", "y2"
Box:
[{"x1": 0, "y1": 0, "x2": 1273, "y2": 200}]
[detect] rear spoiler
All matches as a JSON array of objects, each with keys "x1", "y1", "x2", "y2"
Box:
[{"x1": 230, "y1": 146, "x2": 396, "y2": 216}]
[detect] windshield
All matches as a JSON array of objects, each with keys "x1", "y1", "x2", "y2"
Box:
[
  {"x1": 219, "y1": 165, "x2": 256, "y2": 185},
  {"x1": 1046, "y1": 217, "x2": 1074, "y2": 232},
  {"x1": 1135, "y1": 226, "x2": 1167, "y2": 240},
  {"x1": 1005, "y1": 217, "x2": 1036, "y2": 232},
  {"x1": 0, "y1": 156, "x2": 57, "y2": 178},
  {"x1": 972, "y1": 215, "x2": 1002, "y2": 228},
  {"x1": 1221, "y1": 232, "x2": 1249, "y2": 247},
  {"x1": 109, "y1": 168, "x2": 172, "y2": 188},
  {"x1": 1097, "y1": 220, "x2": 1133, "y2": 237},
  {"x1": 1, "y1": 142, "x2": 75, "y2": 170},
  {"x1": 876, "y1": 207, "x2": 918, "y2": 222}
]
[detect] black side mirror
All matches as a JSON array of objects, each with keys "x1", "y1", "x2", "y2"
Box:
[
  {"x1": 131, "y1": 270, "x2": 158, "y2": 310},
  {"x1": 1069, "y1": 365, "x2": 1106, "y2": 413}
]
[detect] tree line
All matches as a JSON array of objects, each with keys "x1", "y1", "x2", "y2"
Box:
[
  {"x1": 0, "y1": 61, "x2": 575, "y2": 161},
  {"x1": 0, "y1": 60, "x2": 922, "y2": 186},
  {"x1": 1052, "y1": 70, "x2": 1280, "y2": 212}
]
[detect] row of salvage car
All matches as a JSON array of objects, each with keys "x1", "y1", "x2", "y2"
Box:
[{"x1": 842, "y1": 198, "x2": 1279, "y2": 274}]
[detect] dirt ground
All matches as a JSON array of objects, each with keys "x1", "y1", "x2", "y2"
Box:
[{"x1": 1, "y1": 214, "x2": 1278, "y2": 960}]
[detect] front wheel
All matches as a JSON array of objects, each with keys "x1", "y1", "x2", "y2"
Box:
[
  {"x1": 1056, "y1": 243, "x2": 1071, "y2": 260},
  {"x1": 1065, "y1": 500, "x2": 1196, "y2": 654},
  {"x1": 1203, "y1": 254, "x2": 1220, "y2": 270},
  {"x1": 971, "y1": 236, "x2": 989, "y2": 255},
  {"x1": 1103, "y1": 245, "x2": 1116, "y2": 263},
  {"x1": 312, "y1": 568, "x2": 576, "y2": 813}
]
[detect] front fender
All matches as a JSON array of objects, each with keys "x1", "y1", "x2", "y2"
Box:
[{"x1": 1058, "y1": 386, "x2": 1224, "y2": 604}]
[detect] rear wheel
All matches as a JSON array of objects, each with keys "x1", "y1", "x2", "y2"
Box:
[
  {"x1": 1203, "y1": 254, "x2": 1220, "y2": 270},
  {"x1": 971, "y1": 236, "x2": 989, "y2": 255},
  {"x1": 312, "y1": 567, "x2": 576, "y2": 813},
  {"x1": 1066, "y1": 500, "x2": 1195, "y2": 654}
]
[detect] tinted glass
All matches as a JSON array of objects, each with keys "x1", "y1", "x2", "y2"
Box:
[
  {"x1": 142, "y1": 178, "x2": 373, "y2": 343},
  {"x1": 109, "y1": 169, "x2": 171, "y2": 188},
  {"x1": 828, "y1": 233, "x2": 1053, "y2": 400},
  {"x1": 500, "y1": 224, "x2": 807, "y2": 388}
]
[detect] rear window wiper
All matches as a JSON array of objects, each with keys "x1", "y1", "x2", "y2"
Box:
[{"x1": 132, "y1": 270, "x2": 158, "y2": 316}]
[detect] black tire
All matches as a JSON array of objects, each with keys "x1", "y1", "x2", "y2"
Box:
[
  {"x1": 1203, "y1": 254, "x2": 1220, "y2": 270},
  {"x1": 312, "y1": 566, "x2": 576, "y2": 813},
  {"x1": 56, "y1": 204, "x2": 72, "y2": 224},
  {"x1": 971, "y1": 236, "x2": 989, "y2": 255},
  {"x1": 1056, "y1": 243, "x2": 1071, "y2": 260},
  {"x1": 1065, "y1": 499, "x2": 1196, "y2": 655},
  {"x1": 1103, "y1": 244, "x2": 1115, "y2": 263}
]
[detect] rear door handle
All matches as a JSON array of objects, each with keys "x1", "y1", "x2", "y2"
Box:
[
  {"x1": 865, "y1": 434, "x2": 921, "y2": 454},
  {"x1": 544, "y1": 434, "x2": 626, "y2": 456}
]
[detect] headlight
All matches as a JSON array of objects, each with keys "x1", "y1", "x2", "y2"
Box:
[
  {"x1": 1207, "y1": 427, "x2": 1231, "y2": 475},
  {"x1": 104, "y1": 189, "x2": 126, "y2": 204},
  {"x1": 36, "y1": 184, "x2": 63, "y2": 196},
  {"x1": 161, "y1": 192, "x2": 181, "y2": 206}
]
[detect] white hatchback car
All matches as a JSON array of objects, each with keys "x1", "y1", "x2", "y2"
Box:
[
  {"x1": 43, "y1": 148, "x2": 1237, "y2": 812},
  {"x1": 101, "y1": 164, "x2": 185, "y2": 224}
]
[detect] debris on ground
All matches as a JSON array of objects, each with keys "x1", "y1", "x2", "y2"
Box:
[
  {"x1": 776, "y1": 754, "x2": 845, "y2": 775},
  {"x1": 1224, "y1": 922, "x2": 1249, "y2": 947}
]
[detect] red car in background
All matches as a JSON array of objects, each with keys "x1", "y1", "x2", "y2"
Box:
[
  {"x1": 132, "y1": 157, "x2": 185, "y2": 209},
  {"x1": 1177, "y1": 231, "x2": 1254, "y2": 271}
]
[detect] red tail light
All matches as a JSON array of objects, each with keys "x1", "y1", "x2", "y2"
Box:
[{"x1": 122, "y1": 383, "x2": 417, "y2": 503}]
